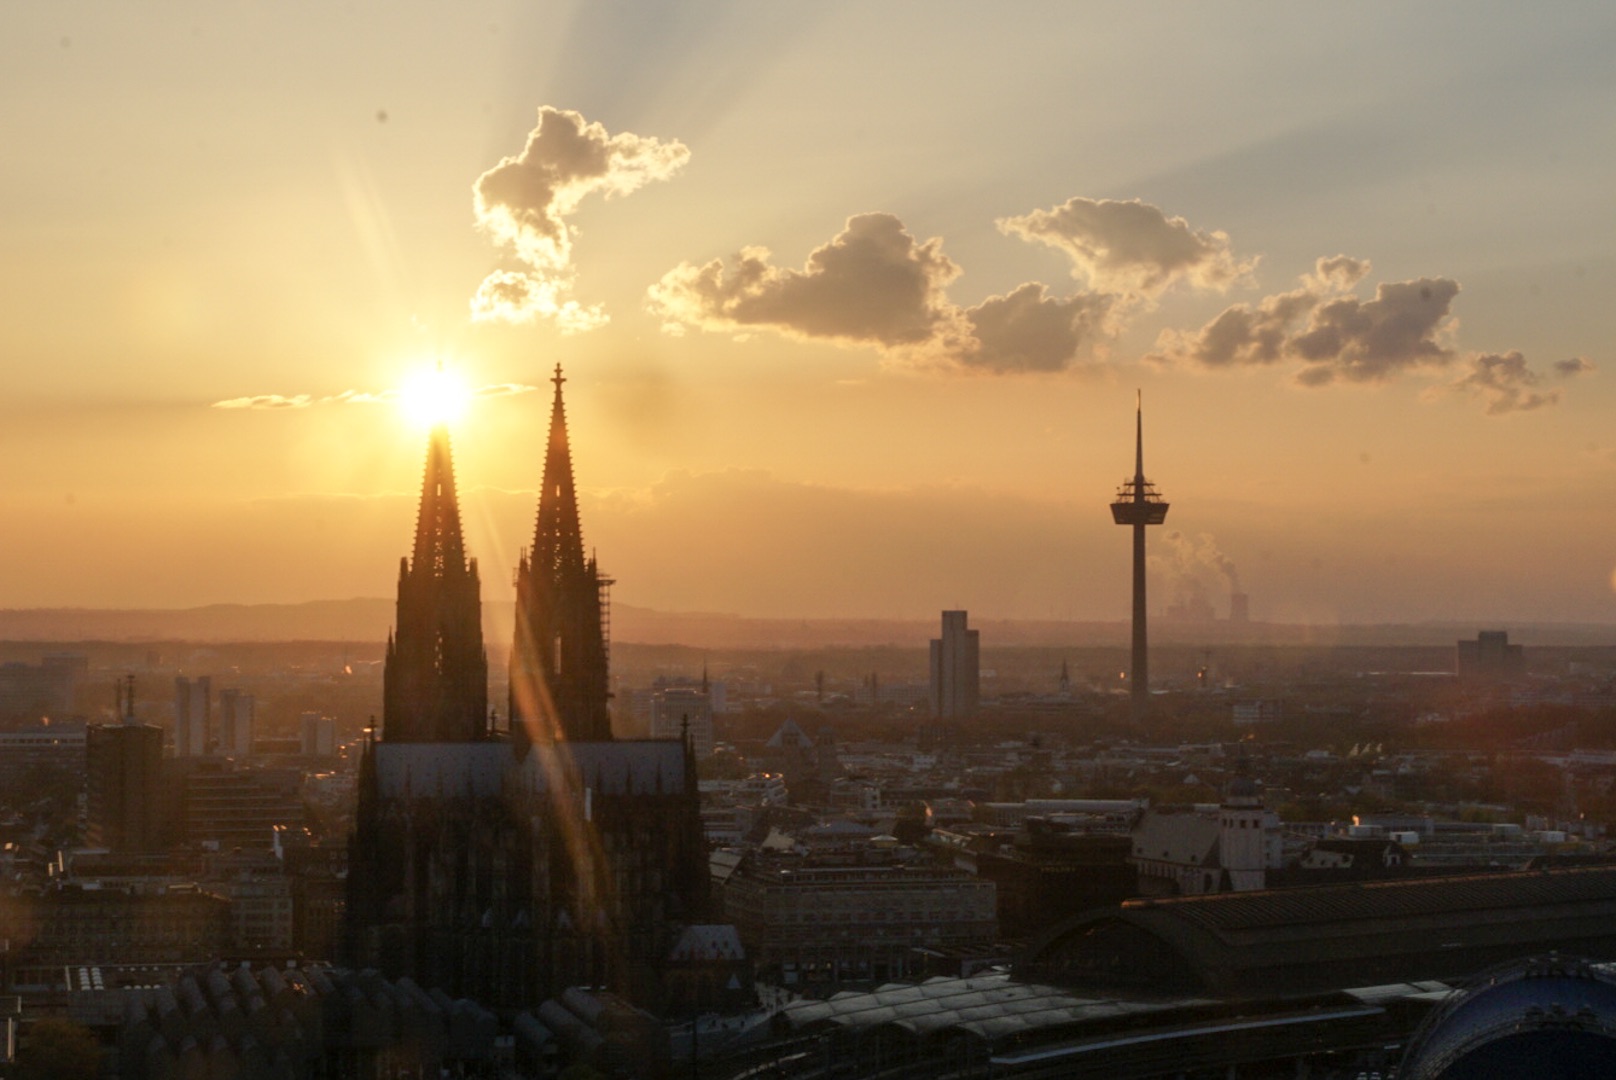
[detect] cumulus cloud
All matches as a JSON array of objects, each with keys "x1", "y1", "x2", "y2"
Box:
[
  {"x1": 1156, "y1": 256, "x2": 1589, "y2": 414},
  {"x1": 1152, "y1": 258, "x2": 1462, "y2": 385},
  {"x1": 471, "y1": 106, "x2": 689, "y2": 329},
  {"x1": 1555, "y1": 356, "x2": 1597, "y2": 377},
  {"x1": 998, "y1": 197, "x2": 1255, "y2": 298},
  {"x1": 650, "y1": 212, "x2": 1121, "y2": 373},
  {"x1": 649, "y1": 213, "x2": 964, "y2": 349},
  {"x1": 1445, "y1": 352, "x2": 1563, "y2": 415},
  {"x1": 210, "y1": 384, "x2": 538, "y2": 410}
]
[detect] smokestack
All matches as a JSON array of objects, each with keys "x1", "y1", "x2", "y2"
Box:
[{"x1": 1229, "y1": 592, "x2": 1250, "y2": 623}]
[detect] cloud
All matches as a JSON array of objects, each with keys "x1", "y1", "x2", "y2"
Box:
[
  {"x1": 1555, "y1": 356, "x2": 1596, "y2": 377},
  {"x1": 1446, "y1": 351, "x2": 1560, "y2": 415},
  {"x1": 1149, "y1": 255, "x2": 1367, "y2": 369},
  {"x1": 210, "y1": 384, "x2": 537, "y2": 410},
  {"x1": 650, "y1": 212, "x2": 1119, "y2": 373},
  {"x1": 649, "y1": 213, "x2": 964, "y2": 350},
  {"x1": 1290, "y1": 277, "x2": 1459, "y2": 385},
  {"x1": 471, "y1": 106, "x2": 689, "y2": 328},
  {"x1": 958, "y1": 284, "x2": 1114, "y2": 373},
  {"x1": 998, "y1": 196, "x2": 1255, "y2": 298},
  {"x1": 1152, "y1": 259, "x2": 1463, "y2": 385},
  {"x1": 212, "y1": 394, "x2": 313, "y2": 410}
]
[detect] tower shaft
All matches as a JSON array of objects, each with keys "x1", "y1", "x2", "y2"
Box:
[{"x1": 1109, "y1": 395, "x2": 1168, "y2": 723}]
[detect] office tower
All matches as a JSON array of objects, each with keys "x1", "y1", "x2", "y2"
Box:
[
  {"x1": 381, "y1": 425, "x2": 489, "y2": 742},
  {"x1": 928, "y1": 610, "x2": 980, "y2": 718},
  {"x1": 1109, "y1": 394, "x2": 1169, "y2": 723},
  {"x1": 510, "y1": 365, "x2": 613, "y2": 744},
  {"x1": 173, "y1": 674, "x2": 211, "y2": 756},
  {"x1": 86, "y1": 675, "x2": 167, "y2": 853},
  {"x1": 218, "y1": 688, "x2": 254, "y2": 758}
]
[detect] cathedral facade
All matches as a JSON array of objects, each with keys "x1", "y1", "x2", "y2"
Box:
[{"x1": 347, "y1": 368, "x2": 706, "y2": 1009}]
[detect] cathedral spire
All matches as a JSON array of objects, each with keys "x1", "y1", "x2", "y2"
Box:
[
  {"x1": 533, "y1": 364, "x2": 586, "y2": 580},
  {"x1": 413, "y1": 425, "x2": 469, "y2": 577},
  {"x1": 382, "y1": 424, "x2": 488, "y2": 743},
  {"x1": 511, "y1": 364, "x2": 613, "y2": 743}
]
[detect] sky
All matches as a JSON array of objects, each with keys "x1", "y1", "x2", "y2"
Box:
[{"x1": 4, "y1": 1, "x2": 1616, "y2": 626}]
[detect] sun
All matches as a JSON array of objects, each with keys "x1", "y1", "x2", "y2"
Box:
[{"x1": 397, "y1": 365, "x2": 473, "y2": 428}]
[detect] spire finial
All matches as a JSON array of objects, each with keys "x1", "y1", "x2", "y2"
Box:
[
  {"x1": 1134, "y1": 390, "x2": 1145, "y2": 485},
  {"x1": 552, "y1": 363, "x2": 565, "y2": 392}
]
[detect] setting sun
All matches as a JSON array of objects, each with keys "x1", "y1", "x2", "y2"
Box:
[{"x1": 397, "y1": 365, "x2": 473, "y2": 428}]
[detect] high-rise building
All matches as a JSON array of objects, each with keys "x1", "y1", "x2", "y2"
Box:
[
  {"x1": 651, "y1": 685, "x2": 715, "y2": 759},
  {"x1": 218, "y1": 688, "x2": 254, "y2": 758},
  {"x1": 347, "y1": 368, "x2": 705, "y2": 1008},
  {"x1": 1110, "y1": 394, "x2": 1169, "y2": 723},
  {"x1": 86, "y1": 675, "x2": 167, "y2": 853},
  {"x1": 173, "y1": 675, "x2": 211, "y2": 756},
  {"x1": 382, "y1": 425, "x2": 489, "y2": 743},
  {"x1": 928, "y1": 610, "x2": 979, "y2": 718},
  {"x1": 299, "y1": 712, "x2": 336, "y2": 757},
  {"x1": 510, "y1": 365, "x2": 613, "y2": 744}
]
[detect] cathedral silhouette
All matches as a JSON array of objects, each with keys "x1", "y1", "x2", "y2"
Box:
[{"x1": 346, "y1": 366, "x2": 707, "y2": 1008}]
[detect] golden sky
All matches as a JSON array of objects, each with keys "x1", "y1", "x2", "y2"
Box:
[{"x1": 4, "y1": 2, "x2": 1616, "y2": 625}]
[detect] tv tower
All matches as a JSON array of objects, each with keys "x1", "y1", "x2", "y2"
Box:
[{"x1": 1110, "y1": 392, "x2": 1168, "y2": 722}]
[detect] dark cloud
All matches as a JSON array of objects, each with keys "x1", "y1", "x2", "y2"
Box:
[
  {"x1": 471, "y1": 106, "x2": 689, "y2": 328},
  {"x1": 1448, "y1": 351, "x2": 1558, "y2": 415},
  {"x1": 998, "y1": 196, "x2": 1255, "y2": 297},
  {"x1": 1149, "y1": 255, "x2": 1366, "y2": 368},
  {"x1": 1555, "y1": 356, "x2": 1597, "y2": 377},
  {"x1": 650, "y1": 213, "x2": 963, "y2": 349},
  {"x1": 1152, "y1": 260, "x2": 1462, "y2": 386},
  {"x1": 1290, "y1": 277, "x2": 1459, "y2": 385},
  {"x1": 653, "y1": 213, "x2": 1134, "y2": 373}
]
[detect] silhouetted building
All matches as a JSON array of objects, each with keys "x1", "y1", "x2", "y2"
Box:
[
  {"x1": 383, "y1": 425, "x2": 488, "y2": 742},
  {"x1": 173, "y1": 674, "x2": 210, "y2": 756},
  {"x1": 928, "y1": 610, "x2": 979, "y2": 718},
  {"x1": 87, "y1": 704, "x2": 167, "y2": 854},
  {"x1": 348, "y1": 369, "x2": 705, "y2": 1008},
  {"x1": 300, "y1": 712, "x2": 336, "y2": 757},
  {"x1": 1457, "y1": 630, "x2": 1525, "y2": 679},
  {"x1": 0, "y1": 653, "x2": 82, "y2": 721},
  {"x1": 177, "y1": 759, "x2": 305, "y2": 851},
  {"x1": 217, "y1": 688, "x2": 253, "y2": 757},
  {"x1": 651, "y1": 684, "x2": 714, "y2": 758},
  {"x1": 1110, "y1": 394, "x2": 1168, "y2": 722},
  {"x1": 510, "y1": 365, "x2": 613, "y2": 744}
]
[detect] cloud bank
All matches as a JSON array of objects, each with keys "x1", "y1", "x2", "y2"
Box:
[
  {"x1": 650, "y1": 198, "x2": 1242, "y2": 374},
  {"x1": 472, "y1": 106, "x2": 689, "y2": 330}
]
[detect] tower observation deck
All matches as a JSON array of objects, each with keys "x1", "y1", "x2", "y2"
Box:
[{"x1": 1110, "y1": 393, "x2": 1168, "y2": 722}]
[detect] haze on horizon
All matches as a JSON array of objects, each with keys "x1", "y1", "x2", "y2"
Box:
[{"x1": 3, "y1": 2, "x2": 1615, "y2": 628}]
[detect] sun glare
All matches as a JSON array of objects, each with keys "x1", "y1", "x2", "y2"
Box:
[{"x1": 398, "y1": 365, "x2": 473, "y2": 428}]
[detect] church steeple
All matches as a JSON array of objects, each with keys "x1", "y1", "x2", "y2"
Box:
[
  {"x1": 511, "y1": 365, "x2": 613, "y2": 743},
  {"x1": 382, "y1": 425, "x2": 489, "y2": 742}
]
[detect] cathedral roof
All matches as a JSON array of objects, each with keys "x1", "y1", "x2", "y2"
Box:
[{"x1": 371, "y1": 739, "x2": 690, "y2": 799}]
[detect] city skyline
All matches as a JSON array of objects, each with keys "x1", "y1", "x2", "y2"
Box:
[{"x1": 4, "y1": 3, "x2": 1616, "y2": 626}]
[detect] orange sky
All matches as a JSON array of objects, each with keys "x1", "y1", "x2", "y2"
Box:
[{"x1": 3, "y1": 3, "x2": 1616, "y2": 625}]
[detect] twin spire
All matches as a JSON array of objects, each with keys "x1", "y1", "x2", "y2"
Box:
[{"x1": 388, "y1": 363, "x2": 612, "y2": 745}]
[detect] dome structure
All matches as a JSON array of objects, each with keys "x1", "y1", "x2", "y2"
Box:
[{"x1": 1398, "y1": 954, "x2": 1616, "y2": 1079}]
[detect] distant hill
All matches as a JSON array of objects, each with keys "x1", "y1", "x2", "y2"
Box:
[{"x1": 0, "y1": 600, "x2": 1610, "y2": 649}]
